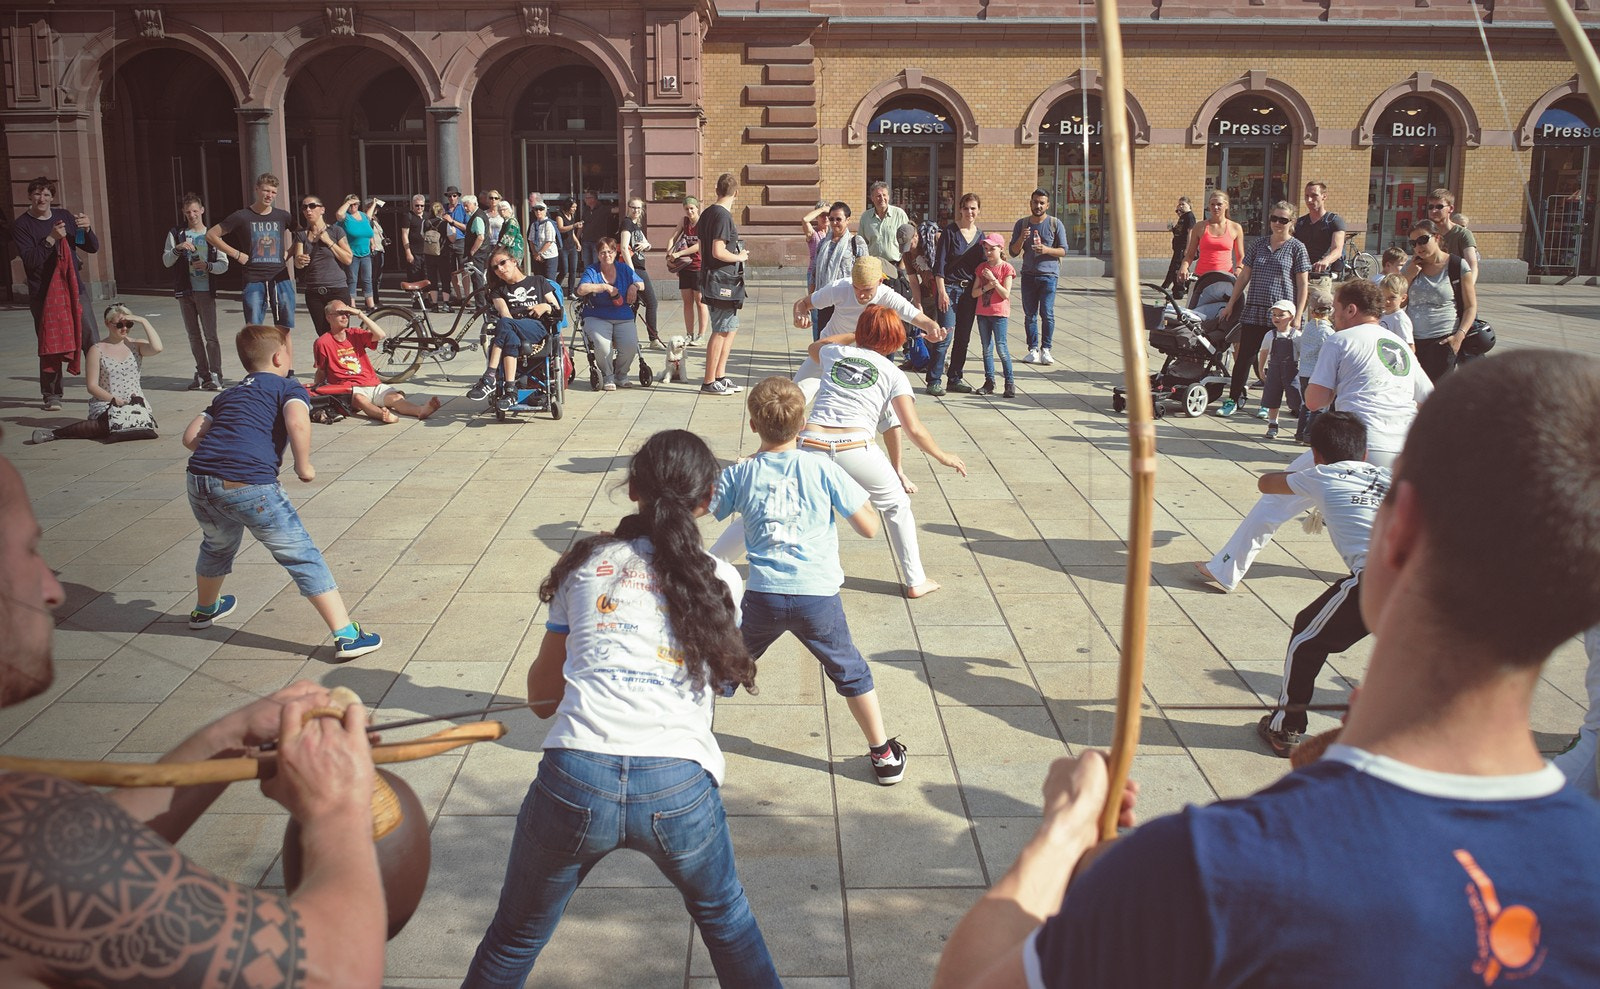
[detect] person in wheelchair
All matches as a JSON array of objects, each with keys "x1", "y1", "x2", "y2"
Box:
[{"x1": 469, "y1": 246, "x2": 562, "y2": 401}]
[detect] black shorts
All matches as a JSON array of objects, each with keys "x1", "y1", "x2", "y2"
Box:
[{"x1": 677, "y1": 268, "x2": 699, "y2": 292}]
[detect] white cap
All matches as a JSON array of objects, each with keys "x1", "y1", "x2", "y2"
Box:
[{"x1": 1270, "y1": 299, "x2": 1297, "y2": 314}]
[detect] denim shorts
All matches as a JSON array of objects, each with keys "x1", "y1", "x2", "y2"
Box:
[
  {"x1": 186, "y1": 472, "x2": 337, "y2": 597},
  {"x1": 740, "y1": 591, "x2": 874, "y2": 697},
  {"x1": 708, "y1": 304, "x2": 740, "y2": 336}
]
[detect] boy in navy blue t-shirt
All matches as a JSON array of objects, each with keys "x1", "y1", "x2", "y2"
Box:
[{"x1": 182, "y1": 324, "x2": 381, "y2": 661}]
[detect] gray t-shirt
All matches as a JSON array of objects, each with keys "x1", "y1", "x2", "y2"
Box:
[
  {"x1": 296, "y1": 225, "x2": 349, "y2": 291},
  {"x1": 1009, "y1": 215, "x2": 1069, "y2": 276},
  {"x1": 1406, "y1": 261, "x2": 1467, "y2": 341},
  {"x1": 1286, "y1": 462, "x2": 1390, "y2": 573}
]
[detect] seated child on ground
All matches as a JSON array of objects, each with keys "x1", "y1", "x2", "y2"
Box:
[
  {"x1": 311, "y1": 300, "x2": 440, "y2": 422},
  {"x1": 709, "y1": 376, "x2": 909, "y2": 784},
  {"x1": 181, "y1": 324, "x2": 382, "y2": 662}
]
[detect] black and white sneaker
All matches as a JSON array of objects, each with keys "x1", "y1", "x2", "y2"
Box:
[
  {"x1": 700, "y1": 379, "x2": 731, "y2": 395},
  {"x1": 719, "y1": 377, "x2": 744, "y2": 394},
  {"x1": 468, "y1": 374, "x2": 496, "y2": 401},
  {"x1": 870, "y1": 738, "x2": 908, "y2": 785},
  {"x1": 187, "y1": 372, "x2": 207, "y2": 391}
]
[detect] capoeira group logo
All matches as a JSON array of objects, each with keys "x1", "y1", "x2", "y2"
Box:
[
  {"x1": 828, "y1": 356, "x2": 879, "y2": 390},
  {"x1": 1377, "y1": 336, "x2": 1412, "y2": 377}
]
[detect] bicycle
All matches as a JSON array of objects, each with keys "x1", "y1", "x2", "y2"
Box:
[
  {"x1": 1339, "y1": 240, "x2": 1376, "y2": 282},
  {"x1": 369, "y1": 262, "x2": 495, "y2": 383}
]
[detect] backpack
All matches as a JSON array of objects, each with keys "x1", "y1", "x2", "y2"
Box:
[
  {"x1": 423, "y1": 228, "x2": 442, "y2": 256},
  {"x1": 903, "y1": 333, "x2": 931, "y2": 373}
]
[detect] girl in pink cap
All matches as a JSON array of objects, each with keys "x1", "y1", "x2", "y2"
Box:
[{"x1": 971, "y1": 232, "x2": 1017, "y2": 397}]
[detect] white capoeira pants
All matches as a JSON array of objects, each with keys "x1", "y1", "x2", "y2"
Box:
[
  {"x1": 795, "y1": 430, "x2": 926, "y2": 588},
  {"x1": 1207, "y1": 446, "x2": 1400, "y2": 590},
  {"x1": 1554, "y1": 624, "x2": 1600, "y2": 797}
]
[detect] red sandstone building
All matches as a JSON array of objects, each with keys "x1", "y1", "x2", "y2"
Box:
[{"x1": 2, "y1": 0, "x2": 1595, "y2": 296}]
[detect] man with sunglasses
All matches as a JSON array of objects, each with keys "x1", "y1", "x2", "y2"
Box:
[
  {"x1": 1426, "y1": 189, "x2": 1478, "y2": 272},
  {"x1": 400, "y1": 194, "x2": 427, "y2": 292},
  {"x1": 1292, "y1": 182, "x2": 1347, "y2": 295}
]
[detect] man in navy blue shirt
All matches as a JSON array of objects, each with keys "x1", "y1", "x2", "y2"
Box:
[{"x1": 934, "y1": 351, "x2": 1600, "y2": 989}]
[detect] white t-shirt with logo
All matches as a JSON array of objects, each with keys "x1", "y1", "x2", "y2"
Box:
[
  {"x1": 541, "y1": 537, "x2": 742, "y2": 784},
  {"x1": 1285, "y1": 461, "x2": 1390, "y2": 573},
  {"x1": 1308, "y1": 322, "x2": 1433, "y2": 457},
  {"x1": 810, "y1": 279, "x2": 922, "y2": 336},
  {"x1": 807, "y1": 343, "x2": 913, "y2": 432}
]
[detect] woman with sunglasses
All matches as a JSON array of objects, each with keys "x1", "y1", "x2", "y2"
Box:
[
  {"x1": 1217, "y1": 201, "x2": 1309, "y2": 417},
  {"x1": 1401, "y1": 219, "x2": 1477, "y2": 383},
  {"x1": 1177, "y1": 191, "x2": 1244, "y2": 291},
  {"x1": 293, "y1": 195, "x2": 354, "y2": 337}
]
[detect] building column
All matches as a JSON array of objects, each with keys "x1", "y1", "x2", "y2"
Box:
[
  {"x1": 1, "y1": 108, "x2": 114, "y2": 298},
  {"x1": 430, "y1": 106, "x2": 463, "y2": 196},
  {"x1": 237, "y1": 107, "x2": 274, "y2": 184}
]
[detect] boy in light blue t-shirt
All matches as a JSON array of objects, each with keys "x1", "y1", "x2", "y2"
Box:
[{"x1": 709, "y1": 376, "x2": 908, "y2": 785}]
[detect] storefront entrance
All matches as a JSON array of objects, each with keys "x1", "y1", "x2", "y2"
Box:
[
  {"x1": 1205, "y1": 97, "x2": 1293, "y2": 247},
  {"x1": 866, "y1": 97, "x2": 957, "y2": 226},
  {"x1": 1364, "y1": 96, "x2": 1455, "y2": 257},
  {"x1": 514, "y1": 67, "x2": 619, "y2": 211},
  {"x1": 1037, "y1": 93, "x2": 1110, "y2": 257},
  {"x1": 1526, "y1": 98, "x2": 1600, "y2": 276}
]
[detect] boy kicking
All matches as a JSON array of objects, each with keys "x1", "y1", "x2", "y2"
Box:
[
  {"x1": 1256, "y1": 411, "x2": 1387, "y2": 758},
  {"x1": 710, "y1": 376, "x2": 908, "y2": 784},
  {"x1": 182, "y1": 324, "x2": 382, "y2": 662}
]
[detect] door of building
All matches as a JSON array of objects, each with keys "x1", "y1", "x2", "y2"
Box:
[
  {"x1": 865, "y1": 98, "x2": 958, "y2": 226},
  {"x1": 1527, "y1": 100, "x2": 1600, "y2": 276},
  {"x1": 519, "y1": 139, "x2": 618, "y2": 208},
  {"x1": 1364, "y1": 96, "x2": 1454, "y2": 258},
  {"x1": 1037, "y1": 93, "x2": 1110, "y2": 257},
  {"x1": 1206, "y1": 98, "x2": 1293, "y2": 249}
]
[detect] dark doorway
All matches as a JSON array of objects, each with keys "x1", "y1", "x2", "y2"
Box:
[{"x1": 100, "y1": 49, "x2": 240, "y2": 292}]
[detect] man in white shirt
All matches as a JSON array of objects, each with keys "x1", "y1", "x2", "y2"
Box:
[{"x1": 1198, "y1": 278, "x2": 1431, "y2": 590}]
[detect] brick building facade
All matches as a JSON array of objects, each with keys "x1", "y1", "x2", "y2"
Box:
[{"x1": 3, "y1": 0, "x2": 1595, "y2": 296}]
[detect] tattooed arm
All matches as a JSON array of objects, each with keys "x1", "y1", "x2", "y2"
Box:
[{"x1": 0, "y1": 698, "x2": 384, "y2": 989}]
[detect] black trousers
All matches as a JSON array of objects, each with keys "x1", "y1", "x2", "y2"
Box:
[
  {"x1": 305, "y1": 285, "x2": 353, "y2": 337},
  {"x1": 1159, "y1": 249, "x2": 1186, "y2": 291},
  {"x1": 30, "y1": 282, "x2": 98, "y2": 399},
  {"x1": 1416, "y1": 336, "x2": 1457, "y2": 383},
  {"x1": 1228, "y1": 321, "x2": 1271, "y2": 402},
  {"x1": 1271, "y1": 572, "x2": 1367, "y2": 734}
]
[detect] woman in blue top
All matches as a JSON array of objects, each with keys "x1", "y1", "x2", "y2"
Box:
[
  {"x1": 577, "y1": 236, "x2": 641, "y2": 391},
  {"x1": 335, "y1": 194, "x2": 376, "y2": 310},
  {"x1": 461, "y1": 430, "x2": 777, "y2": 988}
]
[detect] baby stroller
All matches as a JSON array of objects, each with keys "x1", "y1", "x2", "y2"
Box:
[
  {"x1": 1112, "y1": 271, "x2": 1235, "y2": 418},
  {"x1": 568, "y1": 295, "x2": 654, "y2": 391},
  {"x1": 491, "y1": 305, "x2": 568, "y2": 422}
]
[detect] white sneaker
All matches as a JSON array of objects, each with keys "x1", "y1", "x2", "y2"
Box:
[
  {"x1": 1023, "y1": 348, "x2": 1040, "y2": 364},
  {"x1": 1040, "y1": 349, "x2": 1054, "y2": 365}
]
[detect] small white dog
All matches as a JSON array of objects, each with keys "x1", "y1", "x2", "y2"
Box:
[{"x1": 654, "y1": 334, "x2": 690, "y2": 383}]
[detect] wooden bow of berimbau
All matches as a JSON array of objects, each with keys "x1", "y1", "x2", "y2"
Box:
[{"x1": 1096, "y1": 0, "x2": 1156, "y2": 842}]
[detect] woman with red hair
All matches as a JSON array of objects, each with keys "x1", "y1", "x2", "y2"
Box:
[{"x1": 801, "y1": 304, "x2": 966, "y2": 598}]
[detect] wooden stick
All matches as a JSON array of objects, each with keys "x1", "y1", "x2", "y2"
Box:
[
  {"x1": 0, "y1": 721, "x2": 506, "y2": 788},
  {"x1": 1096, "y1": 0, "x2": 1157, "y2": 842}
]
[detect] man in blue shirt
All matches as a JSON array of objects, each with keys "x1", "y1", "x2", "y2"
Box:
[
  {"x1": 1008, "y1": 189, "x2": 1068, "y2": 366},
  {"x1": 933, "y1": 351, "x2": 1600, "y2": 989}
]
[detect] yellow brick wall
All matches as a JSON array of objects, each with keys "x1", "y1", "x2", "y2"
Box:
[{"x1": 707, "y1": 41, "x2": 1576, "y2": 267}]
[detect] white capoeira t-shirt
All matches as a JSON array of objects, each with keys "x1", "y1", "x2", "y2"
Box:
[
  {"x1": 806, "y1": 343, "x2": 913, "y2": 433},
  {"x1": 810, "y1": 279, "x2": 922, "y2": 336},
  {"x1": 1309, "y1": 322, "x2": 1433, "y2": 457},
  {"x1": 1284, "y1": 461, "x2": 1390, "y2": 573}
]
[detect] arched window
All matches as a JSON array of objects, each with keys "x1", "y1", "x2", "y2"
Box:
[
  {"x1": 1037, "y1": 92, "x2": 1112, "y2": 257},
  {"x1": 1525, "y1": 97, "x2": 1600, "y2": 275},
  {"x1": 1364, "y1": 96, "x2": 1455, "y2": 255},
  {"x1": 1205, "y1": 96, "x2": 1294, "y2": 244},
  {"x1": 865, "y1": 95, "x2": 958, "y2": 226}
]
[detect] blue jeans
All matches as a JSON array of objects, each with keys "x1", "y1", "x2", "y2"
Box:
[
  {"x1": 347, "y1": 254, "x2": 373, "y2": 301},
  {"x1": 926, "y1": 285, "x2": 954, "y2": 385},
  {"x1": 1021, "y1": 272, "x2": 1057, "y2": 351},
  {"x1": 186, "y1": 473, "x2": 335, "y2": 596},
  {"x1": 492, "y1": 317, "x2": 549, "y2": 355},
  {"x1": 241, "y1": 278, "x2": 297, "y2": 329},
  {"x1": 462, "y1": 749, "x2": 779, "y2": 989},
  {"x1": 977, "y1": 314, "x2": 1015, "y2": 386},
  {"x1": 741, "y1": 591, "x2": 874, "y2": 696}
]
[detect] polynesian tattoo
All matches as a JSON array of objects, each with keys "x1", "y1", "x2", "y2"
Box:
[{"x1": 0, "y1": 772, "x2": 307, "y2": 988}]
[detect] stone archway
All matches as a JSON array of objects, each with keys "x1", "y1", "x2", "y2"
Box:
[
  {"x1": 846, "y1": 70, "x2": 980, "y2": 147},
  {"x1": 1021, "y1": 70, "x2": 1150, "y2": 146},
  {"x1": 1189, "y1": 71, "x2": 1319, "y2": 147},
  {"x1": 1520, "y1": 77, "x2": 1587, "y2": 149},
  {"x1": 1358, "y1": 73, "x2": 1481, "y2": 149}
]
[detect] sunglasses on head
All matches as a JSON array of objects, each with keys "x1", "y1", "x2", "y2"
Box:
[
  {"x1": 1410, "y1": 235, "x2": 1432, "y2": 246},
  {"x1": 1268, "y1": 215, "x2": 1291, "y2": 225}
]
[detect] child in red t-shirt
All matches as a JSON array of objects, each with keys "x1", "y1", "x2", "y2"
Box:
[{"x1": 971, "y1": 233, "x2": 1016, "y2": 398}]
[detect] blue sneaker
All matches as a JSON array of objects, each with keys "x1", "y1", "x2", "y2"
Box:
[
  {"x1": 1255, "y1": 406, "x2": 1271, "y2": 421},
  {"x1": 333, "y1": 623, "x2": 383, "y2": 662},
  {"x1": 189, "y1": 595, "x2": 237, "y2": 629},
  {"x1": 1217, "y1": 398, "x2": 1237, "y2": 417}
]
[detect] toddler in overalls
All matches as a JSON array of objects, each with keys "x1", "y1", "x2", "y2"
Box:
[{"x1": 1258, "y1": 299, "x2": 1302, "y2": 440}]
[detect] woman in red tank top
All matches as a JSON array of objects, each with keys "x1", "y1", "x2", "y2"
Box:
[{"x1": 1179, "y1": 191, "x2": 1244, "y2": 284}]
